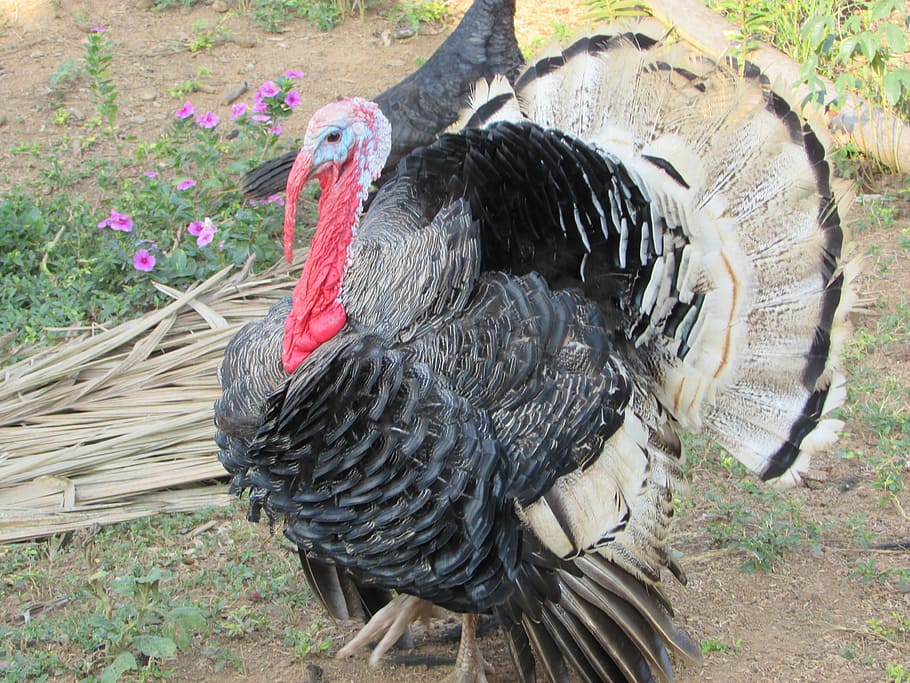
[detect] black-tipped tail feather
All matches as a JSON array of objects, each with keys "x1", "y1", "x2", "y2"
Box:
[{"x1": 497, "y1": 550, "x2": 700, "y2": 683}]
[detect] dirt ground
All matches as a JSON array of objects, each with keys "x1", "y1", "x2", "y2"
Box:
[{"x1": 1, "y1": 1, "x2": 908, "y2": 682}]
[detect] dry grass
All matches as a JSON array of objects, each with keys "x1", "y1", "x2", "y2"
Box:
[{"x1": 0, "y1": 259, "x2": 303, "y2": 543}]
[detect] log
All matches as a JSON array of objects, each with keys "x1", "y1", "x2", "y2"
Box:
[{"x1": 642, "y1": 0, "x2": 910, "y2": 173}]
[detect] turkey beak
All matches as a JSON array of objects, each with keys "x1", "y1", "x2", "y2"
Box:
[{"x1": 283, "y1": 149, "x2": 314, "y2": 263}]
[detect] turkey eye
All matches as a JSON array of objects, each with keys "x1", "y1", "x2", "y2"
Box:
[{"x1": 326, "y1": 131, "x2": 341, "y2": 143}]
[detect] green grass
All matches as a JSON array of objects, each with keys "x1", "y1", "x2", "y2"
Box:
[
  {"x1": 700, "y1": 637, "x2": 742, "y2": 655},
  {"x1": 0, "y1": 504, "x2": 311, "y2": 682}
]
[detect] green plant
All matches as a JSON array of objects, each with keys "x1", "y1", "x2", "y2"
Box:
[
  {"x1": 887, "y1": 663, "x2": 910, "y2": 683},
  {"x1": 700, "y1": 637, "x2": 742, "y2": 654},
  {"x1": 0, "y1": 72, "x2": 308, "y2": 349},
  {"x1": 247, "y1": 0, "x2": 344, "y2": 33},
  {"x1": 550, "y1": 20, "x2": 574, "y2": 44},
  {"x1": 705, "y1": 484, "x2": 823, "y2": 572},
  {"x1": 52, "y1": 107, "x2": 71, "y2": 126},
  {"x1": 387, "y1": 0, "x2": 447, "y2": 30},
  {"x1": 284, "y1": 622, "x2": 333, "y2": 658},
  {"x1": 188, "y1": 19, "x2": 229, "y2": 52},
  {"x1": 49, "y1": 57, "x2": 83, "y2": 90},
  {"x1": 850, "y1": 556, "x2": 890, "y2": 584},
  {"x1": 705, "y1": 0, "x2": 910, "y2": 117},
  {"x1": 83, "y1": 27, "x2": 119, "y2": 130},
  {"x1": 168, "y1": 79, "x2": 205, "y2": 98},
  {"x1": 302, "y1": 0, "x2": 346, "y2": 31},
  {"x1": 801, "y1": 0, "x2": 910, "y2": 113}
]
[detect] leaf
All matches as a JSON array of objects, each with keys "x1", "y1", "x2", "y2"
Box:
[
  {"x1": 100, "y1": 651, "x2": 137, "y2": 683},
  {"x1": 882, "y1": 23, "x2": 907, "y2": 53},
  {"x1": 134, "y1": 634, "x2": 178, "y2": 660},
  {"x1": 167, "y1": 606, "x2": 208, "y2": 650},
  {"x1": 170, "y1": 247, "x2": 191, "y2": 276},
  {"x1": 857, "y1": 32, "x2": 878, "y2": 62},
  {"x1": 869, "y1": 0, "x2": 900, "y2": 21},
  {"x1": 838, "y1": 35, "x2": 860, "y2": 64},
  {"x1": 882, "y1": 69, "x2": 910, "y2": 106},
  {"x1": 135, "y1": 566, "x2": 166, "y2": 585},
  {"x1": 800, "y1": 15, "x2": 833, "y2": 49}
]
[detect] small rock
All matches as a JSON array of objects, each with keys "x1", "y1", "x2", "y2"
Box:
[
  {"x1": 138, "y1": 90, "x2": 157, "y2": 102},
  {"x1": 134, "y1": 0, "x2": 155, "y2": 8},
  {"x1": 29, "y1": 50, "x2": 45, "y2": 59},
  {"x1": 213, "y1": 0, "x2": 233, "y2": 11},
  {"x1": 130, "y1": 116, "x2": 147, "y2": 125},
  {"x1": 231, "y1": 35, "x2": 258, "y2": 48},
  {"x1": 223, "y1": 81, "x2": 248, "y2": 105},
  {"x1": 303, "y1": 664, "x2": 324, "y2": 683},
  {"x1": 0, "y1": 114, "x2": 7, "y2": 127}
]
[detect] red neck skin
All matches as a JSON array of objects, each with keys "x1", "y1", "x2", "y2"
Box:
[{"x1": 282, "y1": 163, "x2": 363, "y2": 373}]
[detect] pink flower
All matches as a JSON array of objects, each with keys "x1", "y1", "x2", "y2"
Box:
[
  {"x1": 217, "y1": 240, "x2": 226, "y2": 251},
  {"x1": 258, "y1": 80, "x2": 280, "y2": 98},
  {"x1": 90, "y1": 26, "x2": 109, "y2": 33},
  {"x1": 174, "y1": 101, "x2": 196, "y2": 119},
  {"x1": 284, "y1": 69, "x2": 303, "y2": 79},
  {"x1": 196, "y1": 218, "x2": 218, "y2": 247},
  {"x1": 230, "y1": 102, "x2": 248, "y2": 120},
  {"x1": 176, "y1": 179, "x2": 197, "y2": 191},
  {"x1": 188, "y1": 218, "x2": 217, "y2": 246},
  {"x1": 266, "y1": 194, "x2": 285, "y2": 206},
  {"x1": 251, "y1": 100, "x2": 268, "y2": 114},
  {"x1": 267, "y1": 123, "x2": 282, "y2": 136},
  {"x1": 98, "y1": 209, "x2": 133, "y2": 232},
  {"x1": 196, "y1": 111, "x2": 220, "y2": 129},
  {"x1": 251, "y1": 114, "x2": 271, "y2": 123},
  {"x1": 132, "y1": 249, "x2": 156, "y2": 272},
  {"x1": 144, "y1": 170, "x2": 159, "y2": 178},
  {"x1": 284, "y1": 90, "x2": 301, "y2": 108}
]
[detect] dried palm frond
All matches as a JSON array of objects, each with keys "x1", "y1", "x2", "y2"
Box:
[{"x1": 0, "y1": 259, "x2": 303, "y2": 544}]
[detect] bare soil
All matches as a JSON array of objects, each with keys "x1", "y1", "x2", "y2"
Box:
[{"x1": 1, "y1": 1, "x2": 908, "y2": 682}]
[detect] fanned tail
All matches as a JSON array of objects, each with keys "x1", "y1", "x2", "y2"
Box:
[
  {"x1": 460, "y1": 20, "x2": 855, "y2": 682},
  {"x1": 463, "y1": 21, "x2": 856, "y2": 485}
]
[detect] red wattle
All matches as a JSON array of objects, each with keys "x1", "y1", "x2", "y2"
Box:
[
  {"x1": 284, "y1": 151, "x2": 312, "y2": 263},
  {"x1": 282, "y1": 141, "x2": 365, "y2": 373}
]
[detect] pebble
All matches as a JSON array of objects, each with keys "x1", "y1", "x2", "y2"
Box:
[
  {"x1": 138, "y1": 90, "x2": 157, "y2": 102},
  {"x1": 223, "y1": 81, "x2": 248, "y2": 105},
  {"x1": 0, "y1": 115, "x2": 6, "y2": 127},
  {"x1": 30, "y1": 50, "x2": 45, "y2": 59},
  {"x1": 213, "y1": 0, "x2": 233, "y2": 11},
  {"x1": 303, "y1": 664, "x2": 323, "y2": 683},
  {"x1": 231, "y1": 35, "x2": 258, "y2": 48}
]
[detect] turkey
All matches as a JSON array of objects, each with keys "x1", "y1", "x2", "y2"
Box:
[
  {"x1": 240, "y1": 0, "x2": 524, "y2": 200},
  {"x1": 215, "y1": 21, "x2": 856, "y2": 683}
]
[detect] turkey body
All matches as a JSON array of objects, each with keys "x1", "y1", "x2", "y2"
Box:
[
  {"x1": 239, "y1": 0, "x2": 524, "y2": 200},
  {"x1": 216, "y1": 24, "x2": 855, "y2": 683}
]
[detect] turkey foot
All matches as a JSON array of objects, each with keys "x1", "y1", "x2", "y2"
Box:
[
  {"x1": 336, "y1": 593, "x2": 434, "y2": 666},
  {"x1": 442, "y1": 613, "x2": 494, "y2": 683}
]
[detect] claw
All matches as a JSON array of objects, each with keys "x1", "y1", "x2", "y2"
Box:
[
  {"x1": 336, "y1": 594, "x2": 435, "y2": 666},
  {"x1": 441, "y1": 614, "x2": 493, "y2": 683}
]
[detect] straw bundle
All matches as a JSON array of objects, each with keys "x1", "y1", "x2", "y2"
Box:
[{"x1": 0, "y1": 260, "x2": 302, "y2": 544}]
